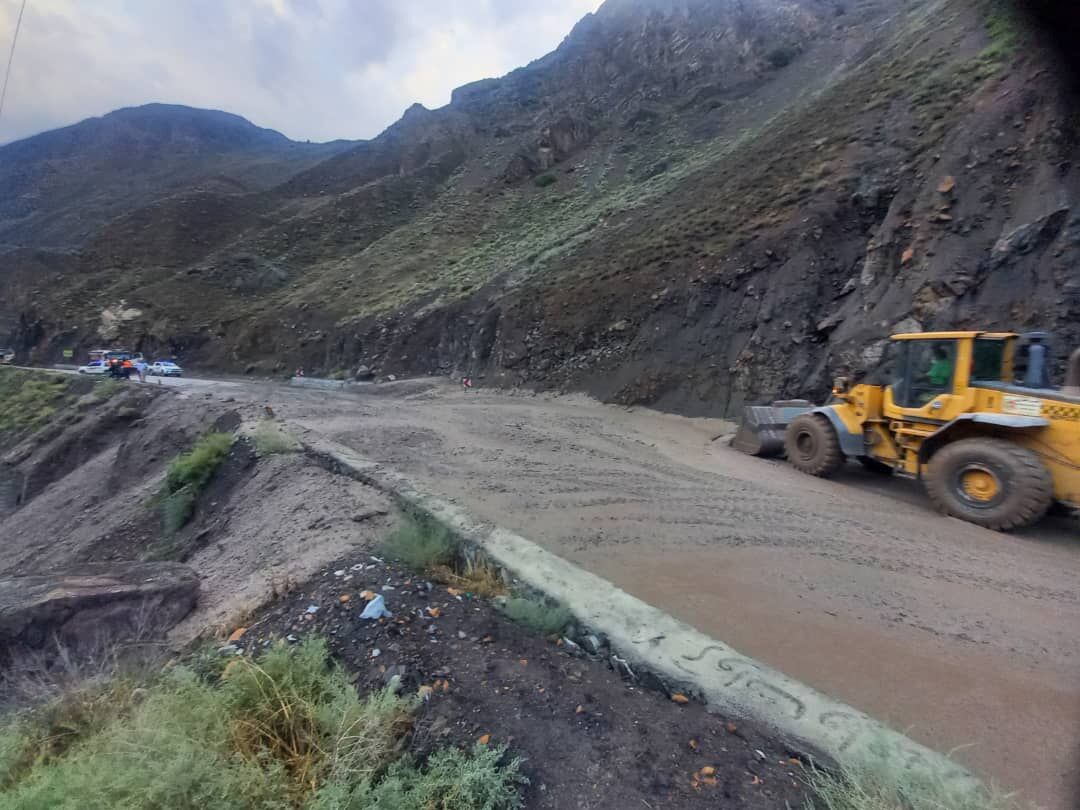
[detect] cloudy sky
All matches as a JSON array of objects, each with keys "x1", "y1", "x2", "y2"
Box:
[{"x1": 0, "y1": 0, "x2": 601, "y2": 145}]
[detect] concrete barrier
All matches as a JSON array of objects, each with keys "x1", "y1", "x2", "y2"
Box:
[{"x1": 303, "y1": 435, "x2": 979, "y2": 791}]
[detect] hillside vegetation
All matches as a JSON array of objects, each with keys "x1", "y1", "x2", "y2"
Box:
[{"x1": 2, "y1": 0, "x2": 1077, "y2": 415}]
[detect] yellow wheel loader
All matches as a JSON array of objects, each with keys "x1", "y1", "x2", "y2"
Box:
[{"x1": 734, "y1": 332, "x2": 1080, "y2": 531}]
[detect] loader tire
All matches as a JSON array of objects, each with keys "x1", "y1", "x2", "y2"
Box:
[
  {"x1": 925, "y1": 438, "x2": 1053, "y2": 531},
  {"x1": 785, "y1": 414, "x2": 844, "y2": 478}
]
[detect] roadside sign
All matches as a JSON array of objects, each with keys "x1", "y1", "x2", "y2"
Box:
[{"x1": 62, "y1": 349, "x2": 74, "y2": 358}]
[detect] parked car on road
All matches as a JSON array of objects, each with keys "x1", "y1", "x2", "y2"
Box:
[
  {"x1": 150, "y1": 360, "x2": 183, "y2": 377},
  {"x1": 78, "y1": 360, "x2": 108, "y2": 375}
]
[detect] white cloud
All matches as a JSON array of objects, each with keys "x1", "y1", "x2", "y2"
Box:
[{"x1": 0, "y1": 0, "x2": 600, "y2": 145}]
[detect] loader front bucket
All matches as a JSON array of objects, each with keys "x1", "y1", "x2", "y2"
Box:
[{"x1": 732, "y1": 400, "x2": 813, "y2": 457}]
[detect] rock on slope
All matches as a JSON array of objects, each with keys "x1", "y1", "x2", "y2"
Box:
[{"x1": 3, "y1": 0, "x2": 1079, "y2": 415}]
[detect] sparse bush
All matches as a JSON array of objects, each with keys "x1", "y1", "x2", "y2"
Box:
[
  {"x1": 224, "y1": 638, "x2": 414, "y2": 793},
  {"x1": 317, "y1": 743, "x2": 526, "y2": 810},
  {"x1": 253, "y1": 420, "x2": 298, "y2": 456},
  {"x1": 500, "y1": 596, "x2": 573, "y2": 636},
  {"x1": 382, "y1": 514, "x2": 457, "y2": 571},
  {"x1": 533, "y1": 173, "x2": 557, "y2": 188},
  {"x1": 803, "y1": 751, "x2": 1030, "y2": 810},
  {"x1": 164, "y1": 432, "x2": 234, "y2": 494},
  {"x1": 0, "y1": 638, "x2": 526, "y2": 809},
  {"x1": 0, "y1": 371, "x2": 71, "y2": 436},
  {"x1": 160, "y1": 431, "x2": 234, "y2": 536},
  {"x1": 160, "y1": 488, "x2": 198, "y2": 536},
  {"x1": 0, "y1": 677, "x2": 146, "y2": 790},
  {"x1": 430, "y1": 558, "x2": 509, "y2": 599}
]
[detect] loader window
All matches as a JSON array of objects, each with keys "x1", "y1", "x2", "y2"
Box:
[
  {"x1": 972, "y1": 338, "x2": 1007, "y2": 383},
  {"x1": 892, "y1": 339, "x2": 957, "y2": 408}
]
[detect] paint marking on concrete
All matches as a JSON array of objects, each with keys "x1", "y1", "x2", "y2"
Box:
[{"x1": 303, "y1": 435, "x2": 978, "y2": 788}]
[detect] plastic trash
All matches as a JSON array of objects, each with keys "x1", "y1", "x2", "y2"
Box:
[{"x1": 361, "y1": 594, "x2": 392, "y2": 620}]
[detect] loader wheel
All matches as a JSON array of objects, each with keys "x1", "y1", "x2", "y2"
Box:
[
  {"x1": 925, "y1": 438, "x2": 1053, "y2": 531},
  {"x1": 785, "y1": 414, "x2": 844, "y2": 477}
]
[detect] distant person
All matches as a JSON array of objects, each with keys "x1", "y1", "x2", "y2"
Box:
[{"x1": 135, "y1": 359, "x2": 148, "y2": 382}]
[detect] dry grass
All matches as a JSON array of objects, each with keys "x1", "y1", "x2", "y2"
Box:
[
  {"x1": 381, "y1": 513, "x2": 457, "y2": 571},
  {"x1": 0, "y1": 638, "x2": 526, "y2": 809},
  {"x1": 429, "y1": 558, "x2": 509, "y2": 599},
  {"x1": 252, "y1": 420, "x2": 299, "y2": 456},
  {"x1": 803, "y1": 750, "x2": 1034, "y2": 810}
]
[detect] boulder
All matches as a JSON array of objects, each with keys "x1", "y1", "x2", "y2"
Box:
[{"x1": 0, "y1": 562, "x2": 199, "y2": 652}]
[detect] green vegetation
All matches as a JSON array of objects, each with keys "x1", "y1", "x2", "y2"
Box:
[
  {"x1": 382, "y1": 515, "x2": 509, "y2": 597},
  {"x1": 0, "y1": 639, "x2": 525, "y2": 810},
  {"x1": 253, "y1": 420, "x2": 299, "y2": 456},
  {"x1": 382, "y1": 513, "x2": 457, "y2": 571},
  {"x1": 0, "y1": 370, "x2": 73, "y2": 437},
  {"x1": 982, "y1": 0, "x2": 1021, "y2": 62},
  {"x1": 532, "y1": 173, "x2": 557, "y2": 188},
  {"x1": 803, "y1": 753, "x2": 1030, "y2": 810},
  {"x1": 500, "y1": 596, "x2": 573, "y2": 637},
  {"x1": 160, "y1": 431, "x2": 234, "y2": 535}
]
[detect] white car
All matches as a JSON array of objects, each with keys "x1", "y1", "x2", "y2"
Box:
[
  {"x1": 150, "y1": 361, "x2": 183, "y2": 377},
  {"x1": 78, "y1": 360, "x2": 108, "y2": 375}
]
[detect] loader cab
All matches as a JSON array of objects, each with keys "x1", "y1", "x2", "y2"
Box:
[{"x1": 883, "y1": 332, "x2": 1017, "y2": 422}]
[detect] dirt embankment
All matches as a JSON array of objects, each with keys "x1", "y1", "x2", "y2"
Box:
[
  {"x1": 0, "y1": 375, "x2": 397, "y2": 640},
  {"x1": 0, "y1": 373, "x2": 819, "y2": 809}
]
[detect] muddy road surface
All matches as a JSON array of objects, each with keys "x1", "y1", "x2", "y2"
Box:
[{"x1": 81, "y1": 373, "x2": 1080, "y2": 808}]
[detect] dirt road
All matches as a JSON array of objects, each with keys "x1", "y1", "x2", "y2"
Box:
[
  {"x1": 252, "y1": 379, "x2": 1075, "y2": 809},
  {"x1": 68, "y1": 373, "x2": 1080, "y2": 807}
]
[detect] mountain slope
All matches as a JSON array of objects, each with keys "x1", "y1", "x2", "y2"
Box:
[
  {"x1": 4, "y1": 0, "x2": 1079, "y2": 415},
  {"x1": 0, "y1": 104, "x2": 354, "y2": 248}
]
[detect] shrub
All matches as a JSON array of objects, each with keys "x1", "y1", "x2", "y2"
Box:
[
  {"x1": 318, "y1": 744, "x2": 526, "y2": 810},
  {"x1": 0, "y1": 638, "x2": 524, "y2": 809},
  {"x1": 160, "y1": 431, "x2": 234, "y2": 535},
  {"x1": 224, "y1": 638, "x2": 414, "y2": 795},
  {"x1": 803, "y1": 751, "x2": 1030, "y2": 810},
  {"x1": 160, "y1": 488, "x2": 198, "y2": 536},
  {"x1": 253, "y1": 420, "x2": 298, "y2": 456},
  {"x1": 429, "y1": 558, "x2": 509, "y2": 599},
  {"x1": 164, "y1": 432, "x2": 234, "y2": 495},
  {"x1": 0, "y1": 372, "x2": 71, "y2": 436},
  {"x1": 500, "y1": 596, "x2": 572, "y2": 636},
  {"x1": 533, "y1": 173, "x2": 557, "y2": 188},
  {"x1": 382, "y1": 514, "x2": 457, "y2": 571}
]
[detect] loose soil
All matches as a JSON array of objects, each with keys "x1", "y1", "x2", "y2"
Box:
[
  {"x1": 239, "y1": 557, "x2": 809, "y2": 810},
  {"x1": 6, "y1": 372, "x2": 1080, "y2": 808},
  {"x1": 272, "y1": 379, "x2": 1079, "y2": 810}
]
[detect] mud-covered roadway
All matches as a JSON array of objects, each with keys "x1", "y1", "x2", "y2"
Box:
[{"x1": 99, "y1": 371, "x2": 1080, "y2": 809}]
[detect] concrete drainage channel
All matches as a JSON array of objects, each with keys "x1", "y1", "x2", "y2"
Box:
[{"x1": 302, "y1": 435, "x2": 978, "y2": 791}]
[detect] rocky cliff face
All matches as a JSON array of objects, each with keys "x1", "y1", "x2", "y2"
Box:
[{"x1": 3, "y1": 0, "x2": 1078, "y2": 415}]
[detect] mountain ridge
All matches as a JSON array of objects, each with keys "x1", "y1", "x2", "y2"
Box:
[{"x1": 2, "y1": 0, "x2": 1078, "y2": 416}]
